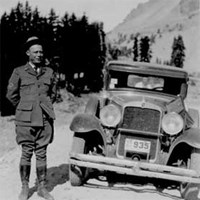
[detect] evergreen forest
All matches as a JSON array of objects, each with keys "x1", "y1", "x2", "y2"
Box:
[{"x1": 0, "y1": 2, "x2": 107, "y2": 115}]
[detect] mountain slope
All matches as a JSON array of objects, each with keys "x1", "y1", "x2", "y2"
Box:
[{"x1": 107, "y1": 0, "x2": 200, "y2": 72}]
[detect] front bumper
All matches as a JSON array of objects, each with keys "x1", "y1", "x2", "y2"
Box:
[{"x1": 69, "y1": 153, "x2": 200, "y2": 184}]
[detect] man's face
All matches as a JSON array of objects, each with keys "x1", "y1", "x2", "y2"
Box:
[{"x1": 26, "y1": 44, "x2": 44, "y2": 65}]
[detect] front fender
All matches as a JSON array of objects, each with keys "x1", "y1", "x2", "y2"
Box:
[
  {"x1": 70, "y1": 113, "x2": 107, "y2": 148},
  {"x1": 70, "y1": 113, "x2": 104, "y2": 133},
  {"x1": 166, "y1": 128, "x2": 200, "y2": 164},
  {"x1": 172, "y1": 128, "x2": 200, "y2": 149}
]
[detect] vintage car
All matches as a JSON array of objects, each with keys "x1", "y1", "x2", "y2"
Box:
[{"x1": 69, "y1": 60, "x2": 200, "y2": 200}]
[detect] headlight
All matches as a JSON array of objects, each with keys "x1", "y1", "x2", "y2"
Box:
[
  {"x1": 161, "y1": 112, "x2": 184, "y2": 135},
  {"x1": 100, "y1": 104, "x2": 121, "y2": 127}
]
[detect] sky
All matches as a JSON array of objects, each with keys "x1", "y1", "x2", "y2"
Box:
[{"x1": 0, "y1": 0, "x2": 148, "y2": 32}]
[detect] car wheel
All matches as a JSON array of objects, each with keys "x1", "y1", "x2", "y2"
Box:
[
  {"x1": 180, "y1": 148, "x2": 200, "y2": 200},
  {"x1": 69, "y1": 134, "x2": 88, "y2": 186}
]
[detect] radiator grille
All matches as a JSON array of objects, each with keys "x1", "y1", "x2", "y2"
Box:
[{"x1": 121, "y1": 107, "x2": 160, "y2": 133}]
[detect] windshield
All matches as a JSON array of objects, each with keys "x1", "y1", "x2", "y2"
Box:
[{"x1": 106, "y1": 70, "x2": 187, "y2": 97}]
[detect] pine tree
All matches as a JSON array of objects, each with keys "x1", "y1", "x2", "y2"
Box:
[
  {"x1": 170, "y1": 35, "x2": 185, "y2": 68},
  {"x1": 139, "y1": 36, "x2": 152, "y2": 62},
  {"x1": 132, "y1": 36, "x2": 139, "y2": 61}
]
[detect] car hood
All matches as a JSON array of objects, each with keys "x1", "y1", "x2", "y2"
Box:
[{"x1": 101, "y1": 90, "x2": 174, "y2": 111}]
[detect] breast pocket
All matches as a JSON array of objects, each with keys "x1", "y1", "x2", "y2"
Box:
[
  {"x1": 21, "y1": 77, "x2": 35, "y2": 86},
  {"x1": 43, "y1": 78, "x2": 51, "y2": 85},
  {"x1": 21, "y1": 78, "x2": 36, "y2": 94},
  {"x1": 40, "y1": 78, "x2": 51, "y2": 92}
]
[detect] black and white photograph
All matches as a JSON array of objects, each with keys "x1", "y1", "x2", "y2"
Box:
[{"x1": 0, "y1": 0, "x2": 200, "y2": 200}]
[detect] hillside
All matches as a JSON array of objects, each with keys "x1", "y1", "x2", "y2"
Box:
[{"x1": 107, "y1": 0, "x2": 200, "y2": 72}]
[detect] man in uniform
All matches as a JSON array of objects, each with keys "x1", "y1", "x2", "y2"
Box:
[{"x1": 6, "y1": 36, "x2": 56, "y2": 200}]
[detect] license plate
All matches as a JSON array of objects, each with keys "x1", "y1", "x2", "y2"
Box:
[{"x1": 125, "y1": 138, "x2": 151, "y2": 153}]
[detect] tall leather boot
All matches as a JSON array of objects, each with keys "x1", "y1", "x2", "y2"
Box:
[
  {"x1": 19, "y1": 165, "x2": 31, "y2": 200},
  {"x1": 36, "y1": 166, "x2": 54, "y2": 200}
]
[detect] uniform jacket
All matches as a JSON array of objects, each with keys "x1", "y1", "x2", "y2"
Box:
[{"x1": 6, "y1": 63, "x2": 56, "y2": 127}]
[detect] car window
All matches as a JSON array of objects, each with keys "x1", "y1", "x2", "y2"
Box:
[
  {"x1": 128, "y1": 75, "x2": 164, "y2": 90},
  {"x1": 107, "y1": 70, "x2": 186, "y2": 97}
]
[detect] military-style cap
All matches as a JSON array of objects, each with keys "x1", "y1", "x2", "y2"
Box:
[{"x1": 24, "y1": 36, "x2": 42, "y2": 50}]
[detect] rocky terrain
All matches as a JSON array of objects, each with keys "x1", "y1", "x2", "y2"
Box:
[{"x1": 107, "y1": 0, "x2": 200, "y2": 72}]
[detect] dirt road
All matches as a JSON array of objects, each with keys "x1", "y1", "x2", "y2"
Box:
[
  {"x1": 0, "y1": 119, "x2": 182, "y2": 200},
  {"x1": 0, "y1": 88, "x2": 199, "y2": 200}
]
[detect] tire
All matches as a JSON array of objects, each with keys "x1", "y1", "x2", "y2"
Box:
[
  {"x1": 180, "y1": 148, "x2": 200, "y2": 200},
  {"x1": 69, "y1": 135, "x2": 87, "y2": 186}
]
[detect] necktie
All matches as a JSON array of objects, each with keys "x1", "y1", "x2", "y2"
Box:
[
  {"x1": 36, "y1": 67, "x2": 40, "y2": 74},
  {"x1": 34, "y1": 67, "x2": 40, "y2": 74}
]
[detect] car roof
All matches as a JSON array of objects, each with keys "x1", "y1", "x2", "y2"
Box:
[{"x1": 106, "y1": 60, "x2": 189, "y2": 79}]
